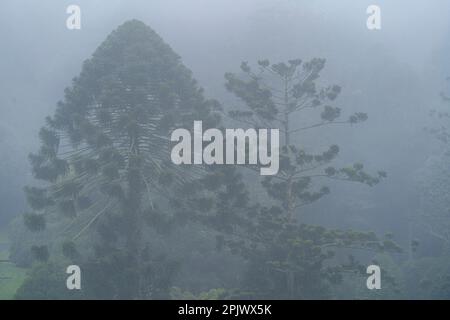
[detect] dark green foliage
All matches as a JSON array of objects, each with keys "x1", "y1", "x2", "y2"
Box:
[
  {"x1": 62, "y1": 241, "x2": 79, "y2": 260},
  {"x1": 20, "y1": 20, "x2": 220, "y2": 299},
  {"x1": 24, "y1": 187, "x2": 54, "y2": 210},
  {"x1": 23, "y1": 213, "x2": 46, "y2": 232},
  {"x1": 30, "y1": 246, "x2": 49, "y2": 262},
  {"x1": 58, "y1": 199, "x2": 76, "y2": 217},
  {"x1": 217, "y1": 59, "x2": 389, "y2": 298},
  {"x1": 15, "y1": 262, "x2": 84, "y2": 300},
  {"x1": 18, "y1": 22, "x2": 393, "y2": 300}
]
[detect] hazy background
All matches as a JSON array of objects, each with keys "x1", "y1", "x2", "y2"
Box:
[{"x1": 1, "y1": 0, "x2": 450, "y2": 272}]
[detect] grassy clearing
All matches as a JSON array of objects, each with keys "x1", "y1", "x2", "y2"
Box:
[{"x1": 0, "y1": 229, "x2": 27, "y2": 300}]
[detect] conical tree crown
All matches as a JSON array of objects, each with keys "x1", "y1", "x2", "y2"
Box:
[
  {"x1": 53, "y1": 19, "x2": 217, "y2": 148},
  {"x1": 26, "y1": 20, "x2": 218, "y2": 230},
  {"x1": 22, "y1": 20, "x2": 222, "y2": 298}
]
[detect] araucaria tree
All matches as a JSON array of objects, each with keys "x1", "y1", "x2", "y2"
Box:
[
  {"x1": 220, "y1": 59, "x2": 394, "y2": 298},
  {"x1": 20, "y1": 21, "x2": 397, "y2": 300},
  {"x1": 419, "y1": 80, "x2": 450, "y2": 251},
  {"x1": 22, "y1": 20, "x2": 220, "y2": 299}
]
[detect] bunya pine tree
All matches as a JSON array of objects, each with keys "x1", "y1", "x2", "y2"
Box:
[{"x1": 21, "y1": 20, "x2": 221, "y2": 299}]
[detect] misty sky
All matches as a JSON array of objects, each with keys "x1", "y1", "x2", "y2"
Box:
[{"x1": 1, "y1": 0, "x2": 450, "y2": 226}]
